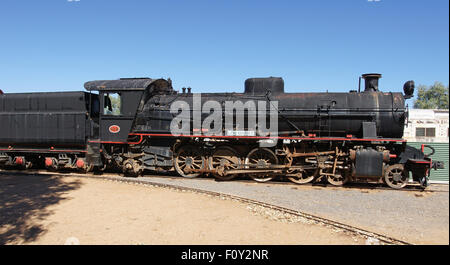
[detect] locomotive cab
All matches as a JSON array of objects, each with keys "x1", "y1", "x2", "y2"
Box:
[
  {"x1": 84, "y1": 78, "x2": 174, "y2": 143},
  {"x1": 83, "y1": 78, "x2": 174, "y2": 167}
]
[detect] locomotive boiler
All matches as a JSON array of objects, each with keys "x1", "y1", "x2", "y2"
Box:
[
  {"x1": 0, "y1": 73, "x2": 444, "y2": 189},
  {"x1": 131, "y1": 73, "x2": 407, "y2": 139}
]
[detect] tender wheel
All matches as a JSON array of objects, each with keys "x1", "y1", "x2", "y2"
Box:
[
  {"x1": 287, "y1": 169, "x2": 317, "y2": 184},
  {"x1": 45, "y1": 157, "x2": 59, "y2": 171},
  {"x1": 384, "y1": 164, "x2": 408, "y2": 189},
  {"x1": 209, "y1": 146, "x2": 240, "y2": 181},
  {"x1": 86, "y1": 164, "x2": 94, "y2": 172},
  {"x1": 324, "y1": 168, "x2": 349, "y2": 186},
  {"x1": 79, "y1": 164, "x2": 94, "y2": 173},
  {"x1": 245, "y1": 148, "x2": 278, "y2": 183},
  {"x1": 76, "y1": 158, "x2": 94, "y2": 173},
  {"x1": 174, "y1": 145, "x2": 205, "y2": 178}
]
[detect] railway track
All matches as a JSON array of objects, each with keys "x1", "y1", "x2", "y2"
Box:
[{"x1": 0, "y1": 169, "x2": 412, "y2": 245}]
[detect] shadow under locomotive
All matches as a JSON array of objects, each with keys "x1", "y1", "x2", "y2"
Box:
[
  {"x1": 0, "y1": 172, "x2": 82, "y2": 244},
  {"x1": 137, "y1": 169, "x2": 445, "y2": 193}
]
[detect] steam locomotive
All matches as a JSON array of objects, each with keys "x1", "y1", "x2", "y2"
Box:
[{"x1": 0, "y1": 73, "x2": 444, "y2": 189}]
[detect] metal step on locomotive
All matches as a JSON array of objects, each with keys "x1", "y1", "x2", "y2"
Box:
[{"x1": 0, "y1": 73, "x2": 444, "y2": 189}]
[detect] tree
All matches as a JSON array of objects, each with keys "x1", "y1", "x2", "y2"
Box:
[
  {"x1": 414, "y1": 82, "x2": 449, "y2": 109},
  {"x1": 109, "y1": 95, "x2": 121, "y2": 115}
]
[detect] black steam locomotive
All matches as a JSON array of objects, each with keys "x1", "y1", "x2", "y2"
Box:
[{"x1": 0, "y1": 74, "x2": 443, "y2": 189}]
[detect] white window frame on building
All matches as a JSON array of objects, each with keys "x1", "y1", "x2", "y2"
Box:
[{"x1": 415, "y1": 127, "x2": 436, "y2": 137}]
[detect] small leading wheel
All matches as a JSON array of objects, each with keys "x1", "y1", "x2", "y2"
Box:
[
  {"x1": 324, "y1": 168, "x2": 349, "y2": 186},
  {"x1": 209, "y1": 146, "x2": 241, "y2": 181},
  {"x1": 245, "y1": 148, "x2": 278, "y2": 183},
  {"x1": 174, "y1": 145, "x2": 205, "y2": 178},
  {"x1": 384, "y1": 164, "x2": 408, "y2": 189},
  {"x1": 287, "y1": 168, "x2": 317, "y2": 184}
]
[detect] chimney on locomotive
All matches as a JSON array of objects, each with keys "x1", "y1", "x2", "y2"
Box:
[{"x1": 361, "y1": 73, "x2": 382, "y2": 92}]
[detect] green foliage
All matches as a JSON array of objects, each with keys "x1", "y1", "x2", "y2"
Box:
[
  {"x1": 104, "y1": 93, "x2": 121, "y2": 115},
  {"x1": 414, "y1": 82, "x2": 449, "y2": 109},
  {"x1": 109, "y1": 95, "x2": 121, "y2": 115}
]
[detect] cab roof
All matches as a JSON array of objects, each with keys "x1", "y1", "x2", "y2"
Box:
[{"x1": 84, "y1": 78, "x2": 171, "y2": 91}]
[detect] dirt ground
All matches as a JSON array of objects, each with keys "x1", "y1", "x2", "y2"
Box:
[
  {"x1": 140, "y1": 174, "x2": 449, "y2": 245},
  {"x1": 0, "y1": 174, "x2": 367, "y2": 245}
]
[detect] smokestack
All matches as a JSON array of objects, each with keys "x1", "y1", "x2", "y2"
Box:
[{"x1": 362, "y1": 73, "x2": 382, "y2": 92}]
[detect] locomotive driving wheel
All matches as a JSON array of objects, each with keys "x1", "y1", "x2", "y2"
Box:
[
  {"x1": 174, "y1": 145, "x2": 205, "y2": 178},
  {"x1": 209, "y1": 146, "x2": 241, "y2": 181},
  {"x1": 384, "y1": 164, "x2": 408, "y2": 189},
  {"x1": 287, "y1": 168, "x2": 317, "y2": 185},
  {"x1": 245, "y1": 148, "x2": 278, "y2": 183},
  {"x1": 323, "y1": 168, "x2": 349, "y2": 186}
]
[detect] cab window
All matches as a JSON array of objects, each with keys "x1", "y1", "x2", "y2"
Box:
[{"x1": 104, "y1": 93, "x2": 122, "y2": 115}]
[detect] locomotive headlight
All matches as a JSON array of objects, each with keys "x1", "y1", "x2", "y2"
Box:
[{"x1": 403, "y1": 80, "x2": 415, "y2": 99}]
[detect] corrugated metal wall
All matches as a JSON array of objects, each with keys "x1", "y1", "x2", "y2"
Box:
[{"x1": 408, "y1": 142, "x2": 449, "y2": 182}]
